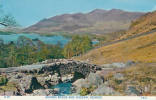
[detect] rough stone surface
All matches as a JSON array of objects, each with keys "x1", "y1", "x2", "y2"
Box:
[
  {"x1": 61, "y1": 74, "x2": 74, "y2": 83},
  {"x1": 91, "y1": 84, "x2": 120, "y2": 96},
  {"x1": 0, "y1": 59, "x2": 101, "y2": 77},
  {"x1": 72, "y1": 78, "x2": 86, "y2": 88},
  {"x1": 86, "y1": 73, "x2": 104, "y2": 87},
  {"x1": 125, "y1": 86, "x2": 140, "y2": 96},
  {"x1": 0, "y1": 91, "x2": 14, "y2": 96},
  {"x1": 18, "y1": 75, "x2": 44, "y2": 94},
  {"x1": 113, "y1": 73, "x2": 124, "y2": 80},
  {"x1": 72, "y1": 73, "x2": 104, "y2": 89},
  {"x1": 19, "y1": 75, "x2": 33, "y2": 93},
  {"x1": 101, "y1": 61, "x2": 135, "y2": 68},
  {"x1": 36, "y1": 73, "x2": 61, "y2": 88},
  {"x1": 26, "y1": 89, "x2": 59, "y2": 96},
  {"x1": 72, "y1": 72, "x2": 104, "y2": 94}
]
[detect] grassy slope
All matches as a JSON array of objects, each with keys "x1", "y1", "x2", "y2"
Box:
[
  {"x1": 120, "y1": 11, "x2": 156, "y2": 39},
  {"x1": 104, "y1": 63, "x2": 156, "y2": 95},
  {"x1": 75, "y1": 31, "x2": 156, "y2": 65}
]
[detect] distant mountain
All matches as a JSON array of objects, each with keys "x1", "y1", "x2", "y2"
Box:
[
  {"x1": 24, "y1": 9, "x2": 145, "y2": 34},
  {"x1": 120, "y1": 11, "x2": 156, "y2": 39}
]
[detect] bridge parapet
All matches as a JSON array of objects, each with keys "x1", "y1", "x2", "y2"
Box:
[{"x1": 0, "y1": 59, "x2": 101, "y2": 77}]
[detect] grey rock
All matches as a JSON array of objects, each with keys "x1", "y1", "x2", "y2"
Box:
[
  {"x1": 102, "y1": 61, "x2": 135, "y2": 68},
  {"x1": 72, "y1": 73, "x2": 104, "y2": 94},
  {"x1": 125, "y1": 86, "x2": 140, "y2": 96},
  {"x1": 36, "y1": 77, "x2": 47, "y2": 88},
  {"x1": 91, "y1": 84, "x2": 120, "y2": 96},
  {"x1": 125, "y1": 61, "x2": 136, "y2": 66},
  {"x1": 113, "y1": 73, "x2": 124, "y2": 80},
  {"x1": 86, "y1": 72, "x2": 104, "y2": 87},
  {"x1": 72, "y1": 78, "x2": 87, "y2": 93},
  {"x1": 73, "y1": 73, "x2": 103, "y2": 89},
  {"x1": 0, "y1": 91, "x2": 14, "y2": 96},
  {"x1": 112, "y1": 63, "x2": 126, "y2": 68},
  {"x1": 102, "y1": 63, "x2": 125, "y2": 68},
  {"x1": 19, "y1": 76, "x2": 43, "y2": 94},
  {"x1": 49, "y1": 73, "x2": 61, "y2": 86},
  {"x1": 27, "y1": 89, "x2": 58, "y2": 96},
  {"x1": 72, "y1": 78, "x2": 86, "y2": 88},
  {"x1": 37, "y1": 74, "x2": 60, "y2": 88},
  {"x1": 18, "y1": 75, "x2": 33, "y2": 93},
  {"x1": 61, "y1": 74, "x2": 74, "y2": 83}
]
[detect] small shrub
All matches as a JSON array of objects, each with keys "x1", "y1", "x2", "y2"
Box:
[
  {"x1": 115, "y1": 79, "x2": 123, "y2": 85},
  {"x1": 80, "y1": 85, "x2": 97, "y2": 96},
  {"x1": 0, "y1": 76, "x2": 8, "y2": 86},
  {"x1": 80, "y1": 88, "x2": 89, "y2": 96}
]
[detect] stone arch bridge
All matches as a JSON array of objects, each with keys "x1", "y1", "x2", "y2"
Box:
[{"x1": 0, "y1": 59, "x2": 102, "y2": 95}]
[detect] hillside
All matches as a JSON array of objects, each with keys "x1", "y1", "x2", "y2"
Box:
[
  {"x1": 120, "y1": 11, "x2": 156, "y2": 39},
  {"x1": 75, "y1": 31, "x2": 156, "y2": 65},
  {"x1": 24, "y1": 9, "x2": 144, "y2": 34}
]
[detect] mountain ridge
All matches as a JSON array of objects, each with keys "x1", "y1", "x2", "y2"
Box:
[{"x1": 24, "y1": 9, "x2": 145, "y2": 34}]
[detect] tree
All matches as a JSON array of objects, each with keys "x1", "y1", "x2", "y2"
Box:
[
  {"x1": 48, "y1": 42, "x2": 64, "y2": 59},
  {"x1": 81, "y1": 35, "x2": 92, "y2": 54},
  {"x1": 0, "y1": 36, "x2": 65, "y2": 68},
  {"x1": 6, "y1": 42, "x2": 18, "y2": 67},
  {"x1": 17, "y1": 36, "x2": 34, "y2": 47},
  {"x1": 0, "y1": 38, "x2": 4, "y2": 45},
  {"x1": 63, "y1": 43, "x2": 74, "y2": 58},
  {"x1": 0, "y1": 14, "x2": 19, "y2": 27},
  {"x1": 63, "y1": 35, "x2": 92, "y2": 58}
]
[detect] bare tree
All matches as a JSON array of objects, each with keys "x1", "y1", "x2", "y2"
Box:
[
  {"x1": 0, "y1": 4, "x2": 18, "y2": 27},
  {"x1": 0, "y1": 22, "x2": 8, "y2": 26},
  {"x1": 0, "y1": 14, "x2": 19, "y2": 27}
]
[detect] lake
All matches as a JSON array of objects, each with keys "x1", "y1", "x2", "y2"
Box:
[
  {"x1": 0, "y1": 33, "x2": 70, "y2": 46},
  {"x1": 0, "y1": 33, "x2": 99, "y2": 46}
]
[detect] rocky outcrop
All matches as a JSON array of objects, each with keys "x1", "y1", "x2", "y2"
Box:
[
  {"x1": 26, "y1": 89, "x2": 59, "y2": 96},
  {"x1": 72, "y1": 72, "x2": 104, "y2": 94},
  {"x1": 90, "y1": 84, "x2": 120, "y2": 96},
  {"x1": 125, "y1": 86, "x2": 141, "y2": 96},
  {"x1": 101, "y1": 61, "x2": 135, "y2": 68}
]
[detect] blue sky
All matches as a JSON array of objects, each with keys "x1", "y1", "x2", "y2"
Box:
[{"x1": 0, "y1": 0, "x2": 156, "y2": 27}]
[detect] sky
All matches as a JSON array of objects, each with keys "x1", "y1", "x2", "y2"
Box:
[{"x1": 0, "y1": 0, "x2": 156, "y2": 27}]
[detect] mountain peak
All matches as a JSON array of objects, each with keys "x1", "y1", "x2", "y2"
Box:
[
  {"x1": 89, "y1": 9, "x2": 107, "y2": 14},
  {"x1": 109, "y1": 9, "x2": 124, "y2": 13}
]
